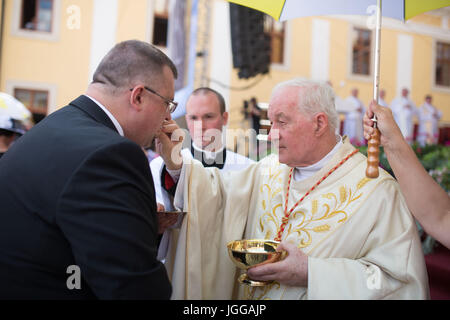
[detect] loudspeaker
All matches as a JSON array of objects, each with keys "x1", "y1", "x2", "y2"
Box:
[{"x1": 230, "y1": 4, "x2": 271, "y2": 79}]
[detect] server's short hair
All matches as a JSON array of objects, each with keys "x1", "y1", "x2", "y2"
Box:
[{"x1": 190, "y1": 88, "x2": 226, "y2": 114}]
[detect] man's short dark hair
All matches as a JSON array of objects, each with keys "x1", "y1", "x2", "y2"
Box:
[
  {"x1": 93, "y1": 40, "x2": 178, "y2": 90},
  {"x1": 191, "y1": 87, "x2": 226, "y2": 114}
]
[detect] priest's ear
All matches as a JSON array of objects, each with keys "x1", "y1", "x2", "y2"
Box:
[{"x1": 313, "y1": 112, "x2": 329, "y2": 136}]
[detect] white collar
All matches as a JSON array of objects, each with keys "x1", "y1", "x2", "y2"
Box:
[
  {"x1": 294, "y1": 136, "x2": 343, "y2": 182},
  {"x1": 192, "y1": 142, "x2": 225, "y2": 160},
  {"x1": 85, "y1": 95, "x2": 124, "y2": 137}
]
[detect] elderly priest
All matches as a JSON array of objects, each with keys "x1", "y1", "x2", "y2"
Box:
[{"x1": 157, "y1": 79, "x2": 429, "y2": 300}]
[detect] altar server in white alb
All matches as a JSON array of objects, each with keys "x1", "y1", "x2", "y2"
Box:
[
  {"x1": 157, "y1": 79, "x2": 429, "y2": 300},
  {"x1": 390, "y1": 88, "x2": 418, "y2": 144},
  {"x1": 343, "y1": 88, "x2": 365, "y2": 145},
  {"x1": 151, "y1": 88, "x2": 254, "y2": 258},
  {"x1": 417, "y1": 95, "x2": 442, "y2": 146},
  {"x1": 378, "y1": 89, "x2": 389, "y2": 108},
  {"x1": 151, "y1": 87, "x2": 254, "y2": 209}
]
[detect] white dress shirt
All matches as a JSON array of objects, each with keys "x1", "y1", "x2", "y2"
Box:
[{"x1": 85, "y1": 95, "x2": 124, "y2": 137}]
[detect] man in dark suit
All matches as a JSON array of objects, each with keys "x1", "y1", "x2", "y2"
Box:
[{"x1": 0, "y1": 40, "x2": 177, "y2": 299}]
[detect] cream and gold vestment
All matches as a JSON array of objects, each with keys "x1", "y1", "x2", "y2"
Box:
[{"x1": 165, "y1": 139, "x2": 429, "y2": 300}]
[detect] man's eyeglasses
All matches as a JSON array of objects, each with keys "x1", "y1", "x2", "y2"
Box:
[{"x1": 130, "y1": 86, "x2": 178, "y2": 113}]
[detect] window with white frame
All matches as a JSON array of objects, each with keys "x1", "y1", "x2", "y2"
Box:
[
  {"x1": 14, "y1": 88, "x2": 49, "y2": 124},
  {"x1": 12, "y1": 0, "x2": 60, "y2": 41},
  {"x1": 352, "y1": 27, "x2": 372, "y2": 76},
  {"x1": 264, "y1": 16, "x2": 286, "y2": 65},
  {"x1": 435, "y1": 41, "x2": 450, "y2": 88},
  {"x1": 20, "y1": 0, "x2": 54, "y2": 33},
  {"x1": 152, "y1": 0, "x2": 169, "y2": 48}
]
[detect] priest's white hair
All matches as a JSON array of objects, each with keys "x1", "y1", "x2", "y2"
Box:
[{"x1": 272, "y1": 78, "x2": 339, "y2": 132}]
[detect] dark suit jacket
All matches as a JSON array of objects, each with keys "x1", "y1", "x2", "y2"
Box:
[{"x1": 0, "y1": 95, "x2": 171, "y2": 300}]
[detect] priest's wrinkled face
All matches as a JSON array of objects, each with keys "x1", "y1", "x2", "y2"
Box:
[
  {"x1": 185, "y1": 90, "x2": 229, "y2": 151},
  {"x1": 268, "y1": 86, "x2": 322, "y2": 167}
]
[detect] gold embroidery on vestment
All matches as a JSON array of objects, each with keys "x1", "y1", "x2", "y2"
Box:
[
  {"x1": 255, "y1": 174, "x2": 373, "y2": 300},
  {"x1": 258, "y1": 173, "x2": 372, "y2": 252}
]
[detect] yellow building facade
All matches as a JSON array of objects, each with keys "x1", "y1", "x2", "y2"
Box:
[
  {"x1": 0, "y1": 0, "x2": 449, "y2": 136},
  {"x1": 224, "y1": 8, "x2": 450, "y2": 131}
]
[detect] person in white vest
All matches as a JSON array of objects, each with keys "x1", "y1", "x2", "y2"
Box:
[
  {"x1": 343, "y1": 88, "x2": 365, "y2": 145},
  {"x1": 151, "y1": 88, "x2": 254, "y2": 259},
  {"x1": 157, "y1": 79, "x2": 429, "y2": 300},
  {"x1": 390, "y1": 88, "x2": 418, "y2": 144},
  {"x1": 417, "y1": 95, "x2": 442, "y2": 146}
]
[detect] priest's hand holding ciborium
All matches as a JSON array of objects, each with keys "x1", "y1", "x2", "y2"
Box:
[{"x1": 227, "y1": 239, "x2": 288, "y2": 287}]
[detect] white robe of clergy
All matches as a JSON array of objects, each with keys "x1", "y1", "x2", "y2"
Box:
[
  {"x1": 417, "y1": 102, "x2": 442, "y2": 146},
  {"x1": 342, "y1": 96, "x2": 365, "y2": 145},
  {"x1": 166, "y1": 138, "x2": 429, "y2": 300},
  {"x1": 378, "y1": 98, "x2": 388, "y2": 108},
  {"x1": 390, "y1": 97, "x2": 418, "y2": 143}
]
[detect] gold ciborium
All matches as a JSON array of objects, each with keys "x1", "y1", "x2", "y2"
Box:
[{"x1": 227, "y1": 239, "x2": 285, "y2": 287}]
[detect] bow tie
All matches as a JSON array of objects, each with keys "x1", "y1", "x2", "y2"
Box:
[{"x1": 191, "y1": 145, "x2": 227, "y2": 169}]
